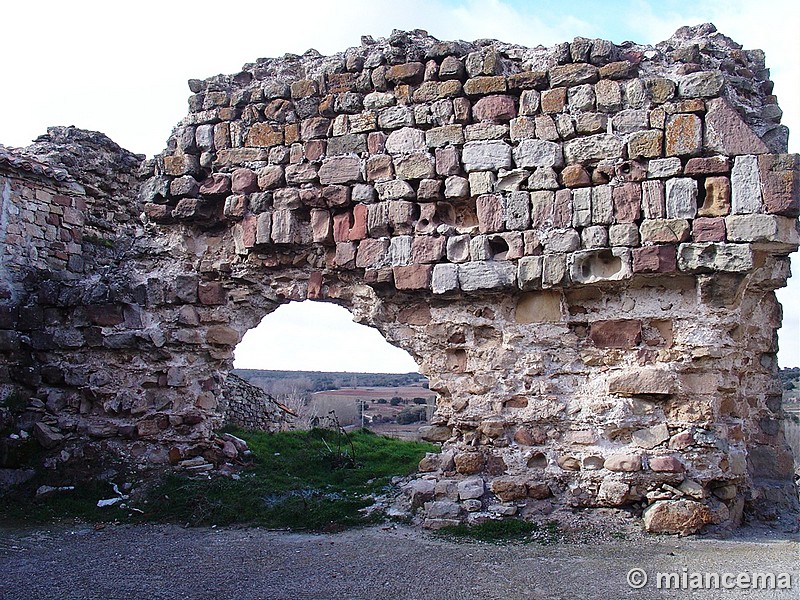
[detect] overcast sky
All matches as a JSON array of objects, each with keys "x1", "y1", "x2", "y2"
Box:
[{"x1": 4, "y1": 0, "x2": 798, "y2": 371}]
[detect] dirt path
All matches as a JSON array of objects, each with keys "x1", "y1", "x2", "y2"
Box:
[{"x1": 0, "y1": 523, "x2": 797, "y2": 599}]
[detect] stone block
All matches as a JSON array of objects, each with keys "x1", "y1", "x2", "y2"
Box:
[
  {"x1": 564, "y1": 134, "x2": 624, "y2": 165},
  {"x1": 677, "y1": 242, "x2": 754, "y2": 273},
  {"x1": 758, "y1": 154, "x2": 800, "y2": 216},
  {"x1": 517, "y1": 256, "x2": 543, "y2": 290},
  {"x1": 643, "y1": 500, "x2": 711, "y2": 535},
  {"x1": 647, "y1": 157, "x2": 682, "y2": 179},
  {"x1": 627, "y1": 130, "x2": 663, "y2": 158},
  {"x1": 534, "y1": 115, "x2": 558, "y2": 141},
  {"x1": 285, "y1": 163, "x2": 318, "y2": 184},
  {"x1": 685, "y1": 156, "x2": 730, "y2": 175},
  {"x1": 698, "y1": 176, "x2": 730, "y2": 217},
  {"x1": 541, "y1": 254, "x2": 567, "y2": 288},
  {"x1": 435, "y1": 146, "x2": 461, "y2": 176},
  {"x1": 462, "y1": 141, "x2": 513, "y2": 172},
  {"x1": 678, "y1": 71, "x2": 724, "y2": 97},
  {"x1": 458, "y1": 261, "x2": 516, "y2": 291},
  {"x1": 246, "y1": 123, "x2": 284, "y2": 148},
  {"x1": 665, "y1": 178, "x2": 697, "y2": 219},
  {"x1": 632, "y1": 423, "x2": 670, "y2": 448},
  {"x1": 530, "y1": 191, "x2": 554, "y2": 228},
  {"x1": 375, "y1": 180, "x2": 415, "y2": 201},
  {"x1": 425, "y1": 125, "x2": 464, "y2": 148},
  {"x1": 385, "y1": 127, "x2": 426, "y2": 153},
  {"x1": 510, "y1": 116, "x2": 537, "y2": 140},
  {"x1": 725, "y1": 214, "x2": 799, "y2": 248},
  {"x1": 549, "y1": 63, "x2": 599, "y2": 87},
  {"x1": 513, "y1": 139, "x2": 563, "y2": 169},
  {"x1": 612, "y1": 183, "x2": 641, "y2": 223},
  {"x1": 609, "y1": 223, "x2": 639, "y2": 246},
  {"x1": 572, "y1": 188, "x2": 591, "y2": 227},
  {"x1": 355, "y1": 238, "x2": 390, "y2": 269},
  {"x1": 665, "y1": 113, "x2": 702, "y2": 157},
  {"x1": 641, "y1": 180, "x2": 665, "y2": 219},
  {"x1": 432, "y1": 264, "x2": 459, "y2": 294},
  {"x1": 604, "y1": 454, "x2": 642, "y2": 472},
  {"x1": 377, "y1": 106, "x2": 414, "y2": 130},
  {"x1": 447, "y1": 235, "x2": 471, "y2": 263},
  {"x1": 731, "y1": 155, "x2": 763, "y2": 214},
  {"x1": 649, "y1": 456, "x2": 685, "y2": 472},
  {"x1": 692, "y1": 217, "x2": 726, "y2": 242},
  {"x1": 553, "y1": 189, "x2": 573, "y2": 228},
  {"x1": 640, "y1": 219, "x2": 690, "y2": 244},
  {"x1": 505, "y1": 191, "x2": 531, "y2": 230},
  {"x1": 476, "y1": 194, "x2": 504, "y2": 233},
  {"x1": 310, "y1": 209, "x2": 332, "y2": 243},
  {"x1": 632, "y1": 245, "x2": 677, "y2": 273},
  {"x1": 389, "y1": 235, "x2": 412, "y2": 266},
  {"x1": 318, "y1": 156, "x2": 362, "y2": 185},
  {"x1": 541, "y1": 87, "x2": 567, "y2": 113},
  {"x1": 463, "y1": 76, "x2": 507, "y2": 96},
  {"x1": 335, "y1": 241, "x2": 356, "y2": 269},
  {"x1": 595, "y1": 79, "x2": 622, "y2": 112},
  {"x1": 411, "y1": 236, "x2": 446, "y2": 264},
  {"x1": 590, "y1": 319, "x2": 641, "y2": 348},
  {"x1": 590, "y1": 185, "x2": 613, "y2": 225},
  {"x1": 473, "y1": 95, "x2": 517, "y2": 122},
  {"x1": 570, "y1": 248, "x2": 631, "y2": 284},
  {"x1": 394, "y1": 153, "x2": 435, "y2": 181}
]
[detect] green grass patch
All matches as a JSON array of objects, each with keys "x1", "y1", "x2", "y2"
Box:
[
  {"x1": 1, "y1": 428, "x2": 437, "y2": 531},
  {"x1": 437, "y1": 518, "x2": 563, "y2": 544}
]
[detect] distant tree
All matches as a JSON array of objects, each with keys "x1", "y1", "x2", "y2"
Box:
[
  {"x1": 396, "y1": 405, "x2": 427, "y2": 424},
  {"x1": 390, "y1": 396, "x2": 403, "y2": 406},
  {"x1": 412, "y1": 397, "x2": 427, "y2": 405}
]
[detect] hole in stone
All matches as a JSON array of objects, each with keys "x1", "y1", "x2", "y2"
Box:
[
  {"x1": 696, "y1": 177, "x2": 707, "y2": 209},
  {"x1": 527, "y1": 452, "x2": 548, "y2": 469},
  {"x1": 233, "y1": 300, "x2": 432, "y2": 434},
  {"x1": 435, "y1": 202, "x2": 456, "y2": 226},
  {"x1": 453, "y1": 197, "x2": 478, "y2": 227},
  {"x1": 571, "y1": 249, "x2": 623, "y2": 284},
  {"x1": 488, "y1": 235, "x2": 510, "y2": 260}
]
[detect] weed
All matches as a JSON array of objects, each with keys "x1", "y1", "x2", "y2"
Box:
[{"x1": 438, "y1": 518, "x2": 564, "y2": 545}]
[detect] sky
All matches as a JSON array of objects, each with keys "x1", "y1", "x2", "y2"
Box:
[{"x1": 3, "y1": 0, "x2": 798, "y2": 371}]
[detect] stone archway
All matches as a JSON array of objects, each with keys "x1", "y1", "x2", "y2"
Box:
[{"x1": 2, "y1": 24, "x2": 799, "y2": 533}]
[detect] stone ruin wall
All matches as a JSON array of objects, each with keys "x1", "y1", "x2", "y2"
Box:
[
  {"x1": 220, "y1": 373, "x2": 287, "y2": 432},
  {"x1": 1, "y1": 24, "x2": 799, "y2": 533}
]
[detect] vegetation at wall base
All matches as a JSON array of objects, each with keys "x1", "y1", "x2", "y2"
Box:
[
  {"x1": 0, "y1": 428, "x2": 437, "y2": 531},
  {"x1": 437, "y1": 519, "x2": 564, "y2": 545}
]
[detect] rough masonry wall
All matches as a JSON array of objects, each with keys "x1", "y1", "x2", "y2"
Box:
[{"x1": 1, "y1": 24, "x2": 799, "y2": 534}]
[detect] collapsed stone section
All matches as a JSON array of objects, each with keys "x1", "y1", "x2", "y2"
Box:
[{"x1": 1, "y1": 24, "x2": 799, "y2": 534}]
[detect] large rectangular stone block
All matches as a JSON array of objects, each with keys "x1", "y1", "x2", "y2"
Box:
[
  {"x1": 731, "y1": 155, "x2": 763, "y2": 214},
  {"x1": 458, "y1": 261, "x2": 516, "y2": 291},
  {"x1": 462, "y1": 141, "x2": 512, "y2": 172},
  {"x1": 677, "y1": 242, "x2": 754, "y2": 273}
]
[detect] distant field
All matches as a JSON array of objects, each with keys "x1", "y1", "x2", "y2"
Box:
[{"x1": 313, "y1": 386, "x2": 435, "y2": 401}]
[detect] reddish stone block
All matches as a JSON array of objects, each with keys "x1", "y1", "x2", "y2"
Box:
[
  {"x1": 435, "y1": 146, "x2": 461, "y2": 176},
  {"x1": 332, "y1": 211, "x2": 353, "y2": 242},
  {"x1": 355, "y1": 238, "x2": 390, "y2": 269},
  {"x1": 758, "y1": 154, "x2": 800, "y2": 217},
  {"x1": 386, "y1": 62, "x2": 425, "y2": 84},
  {"x1": 477, "y1": 194, "x2": 504, "y2": 233},
  {"x1": 665, "y1": 113, "x2": 702, "y2": 157},
  {"x1": 560, "y1": 165, "x2": 591, "y2": 188},
  {"x1": 231, "y1": 168, "x2": 259, "y2": 194},
  {"x1": 144, "y1": 203, "x2": 169, "y2": 221},
  {"x1": 411, "y1": 236, "x2": 446, "y2": 264},
  {"x1": 199, "y1": 173, "x2": 231, "y2": 196},
  {"x1": 649, "y1": 456, "x2": 685, "y2": 472},
  {"x1": 239, "y1": 214, "x2": 257, "y2": 248},
  {"x1": 553, "y1": 189, "x2": 573, "y2": 228},
  {"x1": 348, "y1": 204, "x2": 368, "y2": 241},
  {"x1": 322, "y1": 185, "x2": 351, "y2": 208},
  {"x1": 307, "y1": 272, "x2": 323, "y2": 299},
  {"x1": 472, "y1": 95, "x2": 517, "y2": 122},
  {"x1": 393, "y1": 265, "x2": 433, "y2": 290},
  {"x1": 367, "y1": 131, "x2": 386, "y2": 154},
  {"x1": 334, "y1": 242, "x2": 357, "y2": 269},
  {"x1": 366, "y1": 155, "x2": 394, "y2": 182},
  {"x1": 632, "y1": 245, "x2": 677, "y2": 273},
  {"x1": 684, "y1": 156, "x2": 729, "y2": 175},
  {"x1": 590, "y1": 320, "x2": 642, "y2": 349},
  {"x1": 198, "y1": 281, "x2": 226, "y2": 305},
  {"x1": 692, "y1": 217, "x2": 726, "y2": 242},
  {"x1": 612, "y1": 183, "x2": 642, "y2": 223},
  {"x1": 541, "y1": 88, "x2": 567, "y2": 113},
  {"x1": 304, "y1": 140, "x2": 326, "y2": 162}
]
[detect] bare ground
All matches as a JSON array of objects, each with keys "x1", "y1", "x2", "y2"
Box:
[{"x1": 0, "y1": 522, "x2": 797, "y2": 599}]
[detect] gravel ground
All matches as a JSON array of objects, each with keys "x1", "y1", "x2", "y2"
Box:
[{"x1": 0, "y1": 522, "x2": 797, "y2": 599}]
